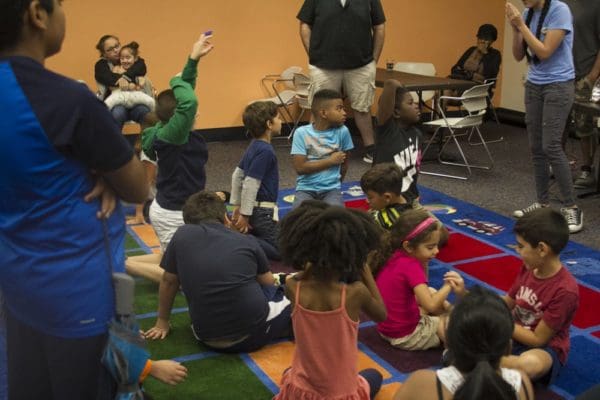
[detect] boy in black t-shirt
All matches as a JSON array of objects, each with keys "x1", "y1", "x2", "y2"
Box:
[
  {"x1": 230, "y1": 101, "x2": 282, "y2": 260},
  {"x1": 373, "y1": 79, "x2": 423, "y2": 206}
]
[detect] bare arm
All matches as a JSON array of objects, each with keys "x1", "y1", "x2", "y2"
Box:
[
  {"x1": 299, "y1": 22, "x2": 311, "y2": 56},
  {"x1": 372, "y1": 23, "x2": 385, "y2": 64},
  {"x1": 506, "y1": 2, "x2": 566, "y2": 61},
  {"x1": 377, "y1": 79, "x2": 403, "y2": 126},
  {"x1": 414, "y1": 283, "x2": 452, "y2": 315},
  {"x1": 513, "y1": 319, "x2": 556, "y2": 347},
  {"x1": 586, "y1": 51, "x2": 600, "y2": 83},
  {"x1": 102, "y1": 155, "x2": 148, "y2": 204},
  {"x1": 340, "y1": 156, "x2": 349, "y2": 182},
  {"x1": 292, "y1": 152, "x2": 345, "y2": 175},
  {"x1": 144, "y1": 270, "x2": 180, "y2": 340},
  {"x1": 359, "y1": 264, "x2": 387, "y2": 322}
]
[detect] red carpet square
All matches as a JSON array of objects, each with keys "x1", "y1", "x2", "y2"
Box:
[
  {"x1": 573, "y1": 285, "x2": 600, "y2": 329},
  {"x1": 454, "y1": 255, "x2": 522, "y2": 292},
  {"x1": 592, "y1": 331, "x2": 600, "y2": 339},
  {"x1": 437, "y1": 232, "x2": 503, "y2": 263},
  {"x1": 345, "y1": 198, "x2": 370, "y2": 211}
]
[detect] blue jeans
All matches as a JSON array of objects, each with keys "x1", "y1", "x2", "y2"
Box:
[
  {"x1": 524, "y1": 80, "x2": 575, "y2": 205},
  {"x1": 292, "y1": 189, "x2": 343, "y2": 209},
  {"x1": 111, "y1": 104, "x2": 150, "y2": 129},
  {"x1": 250, "y1": 207, "x2": 280, "y2": 260}
]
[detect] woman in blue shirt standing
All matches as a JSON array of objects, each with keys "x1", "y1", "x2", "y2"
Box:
[{"x1": 506, "y1": 0, "x2": 583, "y2": 233}]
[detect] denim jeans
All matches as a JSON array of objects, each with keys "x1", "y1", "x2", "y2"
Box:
[
  {"x1": 524, "y1": 80, "x2": 575, "y2": 205},
  {"x1": 292, "y1": 189, "x2": 343, "y2": 209},
  {"x1": 111, "y1": 104, "x2": 151, "y2": 129},
  {"x1": 250, "y1": 207, "x2": 280, "y2": 260}
]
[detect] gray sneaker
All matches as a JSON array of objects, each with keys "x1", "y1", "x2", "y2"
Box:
[
  {"x1": 574, "y1": 169, "x2": 594, "y2": 189},
  {"x1": 513, "y1": 202, "x2": 545, "y2": 218},
  {"x1": 561, "y1": 207, "x2": 583, "y2": 233}
]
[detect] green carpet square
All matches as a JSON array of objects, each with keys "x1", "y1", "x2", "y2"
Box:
[
  {"x1": 142, "y1": 355, "x2": 274, "y2": 399},
  {"x1": 139, "y1": 312, "x2": 207, "y2": 359}
]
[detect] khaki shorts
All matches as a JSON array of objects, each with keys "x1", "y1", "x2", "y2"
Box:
[
  {"x1": 308, "y1": 61, "x2": 376, "y2": 113},
  {"x1": 380, "y1": 315, "x2": 441, "y2": 350}
]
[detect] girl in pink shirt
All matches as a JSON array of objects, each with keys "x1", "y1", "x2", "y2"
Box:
[
  {"x1": 372, "y1": 209, "x2": 463, "y2": 350},
  {"x1": 275, "y1": 205, "x2": 387, "y2": 399}
]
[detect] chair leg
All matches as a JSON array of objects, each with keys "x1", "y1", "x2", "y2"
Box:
[
  {"x1": 288, "y1": 108, "x2": 308, "y2": 142},
  {"x1": 420, "y1": 127, "x2": 471, "y2": 180},
  {"x1": 468, "y1": 123, "x2": 504, "y2": 145}
]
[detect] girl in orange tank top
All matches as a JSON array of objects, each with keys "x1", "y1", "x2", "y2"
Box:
[{"x1": 275, "y1": 204, "x2": 387, "y2": 399}]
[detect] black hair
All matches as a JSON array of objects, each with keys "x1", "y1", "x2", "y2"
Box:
[
  {"x1": 360, "y1": 163, "x2": 406, "y2": 196},
  {"x1": 278, "y1": 204, "x2": 377, "y2": 282},
  {"x1": 155, "y1": 89, "x2": 177, "y2": 123},
  {"x1": 513, "y1": 207, "x2": 569, "y2": 254},
  {"x1": 448, "y1": 286, "x2": 517, "y2": 400},
  {"x1": 370, "y1": 209, "x2": 439, "y2": 276},
  {"x1": 242, "y1": 101, "x2": 278, "y2": 138},
  {"x1": 0, "y1": 0, "x2": 54, "y2": 52},
  {"x1": 121, "y1": 41, "x2": 140, "y2": 58},
  {"x1": 477, "y1": 24, "x2": 498, "y2": 42},
  {"x1": 523, "y1": 0, "x2": 552, "y2": 64},
  {"x1": 182, "y1": 191, "x2": 227, "y2": 225},
  {"x1": 95, "y1": 34, "x2": 119, "y2": 56},
  {"x1": 311, "y1": 89, "x2": 343, "y2": 116}
]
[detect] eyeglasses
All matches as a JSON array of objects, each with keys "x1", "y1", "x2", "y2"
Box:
[{"x1": 105, "y1": 44, "x2": 121, "y2": 53}]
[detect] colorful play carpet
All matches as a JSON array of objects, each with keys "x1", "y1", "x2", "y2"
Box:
[{"x1": 127, "y1": 182, "x2": 600, "y2": 400}]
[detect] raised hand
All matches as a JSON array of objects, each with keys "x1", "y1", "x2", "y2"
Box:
[{"x1": 190, "y1": 32, "x2": 215, "y2": 60}]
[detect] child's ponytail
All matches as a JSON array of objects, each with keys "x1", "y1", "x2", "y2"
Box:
[{"x1": 454, "y1": 360, "x2": 517, "y2": 400}]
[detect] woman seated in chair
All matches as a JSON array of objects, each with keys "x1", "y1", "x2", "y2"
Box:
[
  {"x1": 444, "y1": 24, "x2": 502, "y2": 105},
  {"x1": 94, "y1": 35, "x2": 152, "y2": 130}
]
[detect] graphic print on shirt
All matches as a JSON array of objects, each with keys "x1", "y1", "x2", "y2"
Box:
[
  {"x1": 392, "y1": 136, "x2": 421, "y2": 193},
  {"x1": 514, "y1": 285, "x2": 543, "y2": 328},
  {"x1": 305, "y1": 133, "x2": 340, "y2": 160}
]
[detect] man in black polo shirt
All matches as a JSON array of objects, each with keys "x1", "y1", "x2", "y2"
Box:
[{"x1": 297, "y1": 0, "x2": 386, "y2": 163}]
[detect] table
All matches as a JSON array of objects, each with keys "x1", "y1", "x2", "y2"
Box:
[
  {"x1": 572, "y1": 101, "x2": 600, "y2": 198},
  {"x1": 375, "y1": 68, "x2": 475, "y2": 91}
]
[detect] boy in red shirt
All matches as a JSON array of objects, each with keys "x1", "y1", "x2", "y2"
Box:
[{"x1": 501, "y1": 208, "x2": 579, "y2": 385}]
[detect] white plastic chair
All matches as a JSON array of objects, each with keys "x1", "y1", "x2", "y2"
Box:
[
  {"x1": 421, "y1": 82, "x2": 494, "y2": 180},
  {"x1": 393, "y1": 62, "x2": 437, "y2": 105},
  {"x1": 252, "y1": 66, "x2": 303, "y2": 132},
  {"x1": 289, "y1": 72, "x2": 312, "y2": 140}
]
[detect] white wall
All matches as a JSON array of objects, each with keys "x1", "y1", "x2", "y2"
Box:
[{"x1": 500, "y1": 0, "x2": 529, "y2": 112}]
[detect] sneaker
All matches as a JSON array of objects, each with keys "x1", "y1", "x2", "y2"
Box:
[
  {"x1": 362, "y1": 145, "x2": 375, "y2": 163},
  {"x1": 513, "y1": 202, "x2": 545, "y2": 218},
  {"x1": 574, "y1": 169, "x2": 594, "y2": 189},
  {"x1": 561, "y1": 207, "x2": 583, "y2": 233}
]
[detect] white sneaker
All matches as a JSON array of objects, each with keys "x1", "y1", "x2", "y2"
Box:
[
  {"x1": 513, "y1": 202, "x2": 545, "y2": 218},
  {"x1": 561, "y1": 207, "x2": 583, "y2": 233}
]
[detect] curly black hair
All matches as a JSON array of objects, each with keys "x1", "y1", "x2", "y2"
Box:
[{"x1": 278, "y1": 204, "x2": 380, "y2": 282}]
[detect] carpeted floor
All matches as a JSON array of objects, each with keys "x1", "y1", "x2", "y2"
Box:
[{"x1": 128, "y1": 180, "x2": 600, "y2": 400}]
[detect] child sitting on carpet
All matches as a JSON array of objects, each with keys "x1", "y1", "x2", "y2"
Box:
[
  {"x1": 275, "y1": 205, "x2": 386, "y2": 400},
  {"x1": 373, "y1": 79, "x2": 423, "y2": 209},
  {"x1": 360, "y1": 163, "x2": 411, "y2": 230},
  {"x1": 360, "y1": 163, "x2": 449, "y2": 246},
  {"x1": 394, "y1": 286, "x2": 534, "y2": 400},
  {"x1": 230, "y1": 101, "x2": 282, "y2": 260},
  {"x1": 104, "y1": 42, "x2": 155, "y2": 112},
  {"x1": 291, "y1": 89, "x2": 354, "y2": 209},
  {"x1": 500, "y1": 208, "x2": 579, "y2": 385},
  {"x1": 371, "y1": 209, "x2": 463, "y2": 350}
]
